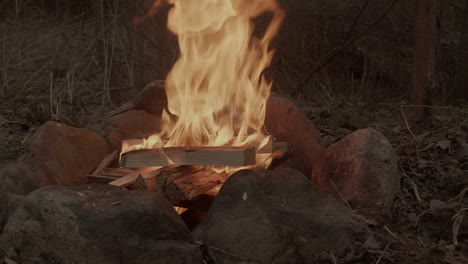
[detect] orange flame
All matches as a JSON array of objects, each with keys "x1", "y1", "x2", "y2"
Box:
[{"x1": 128, "y1": 0, "x2": 284, "y2": 173}]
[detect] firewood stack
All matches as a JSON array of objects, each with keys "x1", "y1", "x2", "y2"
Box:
[{"x1": 88, "y1": 136, "x2": 289, "y2": 206}]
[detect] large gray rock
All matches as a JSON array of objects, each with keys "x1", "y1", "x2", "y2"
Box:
[
  {"x1": 315, "y1": 128, "x2": 400, "y2": 218},
  {"x1": 194, "y1": 168, "x2": 359, "y2": 263},
  {"x1": 0, "y1": 185, "x2": 202, "y2": 264},
  {"x1": 30, "y1": 121, "x2": 109, "y2": 185},
  {"x1": 0, "y1": 157, "x2": 58, "y2": 195},
  {"x1": 0, "y1": 192, "x2": 25, "y2": 234}
]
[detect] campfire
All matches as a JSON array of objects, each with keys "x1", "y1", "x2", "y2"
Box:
[
  {"x1": 0, "y1": 1, "x2": 406, "y2": 263},
  {"x1": 89, "y1": 0, "x2": 287, "y2": 208}
]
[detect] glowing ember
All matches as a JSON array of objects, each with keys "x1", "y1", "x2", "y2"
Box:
[{"x1": 125, "y1": 0, "x2": 285, "y2": 173}]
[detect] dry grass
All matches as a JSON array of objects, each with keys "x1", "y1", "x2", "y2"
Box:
[{"x1": 0, "y1": 0, "x2": 164, "y2": 165}]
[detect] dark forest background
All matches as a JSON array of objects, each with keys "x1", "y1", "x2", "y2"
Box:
[
  {"x1": 0, "y1": 1, "x2": 467, "y2": 263},
  {"x1": 1, "y1": 0, "x2": 466, "y2": 116}
]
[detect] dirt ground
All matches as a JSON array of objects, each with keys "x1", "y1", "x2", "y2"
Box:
[{"x1": 301, "y1": 96, "x2": 468, "y2": 263}]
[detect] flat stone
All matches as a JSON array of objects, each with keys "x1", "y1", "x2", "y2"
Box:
[
  {"x1": 265, "y1": 94, "x2": 329, "y2": 178},
  {"x1": 103, "y1": 110, "x2": 161, "y2": 150},
  {"x1": 193, "y1": 168, "x2": 359, "y2": 263},
  {"x1": 315, "y1": 128, "x2": 400, "y2": 218},
  {"x1": 0, "y1": 184, "x2": 202, "y2": 264},
  {"x1": 29, "y1": 121, "x2": 109, "y2": 185}
]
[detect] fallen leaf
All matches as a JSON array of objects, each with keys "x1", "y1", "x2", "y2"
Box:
[
  {"x1": 363, "y1": 234, "x2": 381, "y2": 250},
  {"x1": 430, "y1": 200, "x2": 455, "y2": 211},
  {"x1": 436, "y1": 140, "x2": 452, "y2": 150}
]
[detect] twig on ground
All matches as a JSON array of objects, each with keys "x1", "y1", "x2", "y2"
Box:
[
  {"x1": 329, "y1": 178, "x2": 353, "y2": 212},
  {"x1": 194, "y1": 241, "x2": 244, "y2": 260},
  {"x1": 449, "y1": 187, "x2": 468, "y2": 204},
  {"x1": 400, "y1": 105, "x2": 421, "y2": 145},
  {"x1": 451, "y1": 208, "x2": 467, "y2": 246},
  {"x1": 399, "y1": 164, "x2": 422, "y2": 203},
  {"x1": 21, "y1": 127, "x2": 36, "y2": 145},
  {"x1": 330, "y1": 251, "x2": 338, "y2": 264},
  {"x1": 383, "y1": 226, "x2": 407, "y2": 245},
  {"x1": 375, "y1": 241, "x2": 393, "y2": 264},
  {"x1": 417, "y1": 142, "x2": 434, "y2": 152}
]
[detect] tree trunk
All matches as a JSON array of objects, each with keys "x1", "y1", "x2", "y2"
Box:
[
  {"x1": 453, "y1": 0, "x2": 468, "y2": 100},
  {"x1": 410, "y1": 0, "x2": 432, "y2": 123}
]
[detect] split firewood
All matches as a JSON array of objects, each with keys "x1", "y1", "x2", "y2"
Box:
[
  {"x1": 91, "y1": 150, "x2": 118, "y2": 175},
  {"x1": 139, "y1": 169, "x2": 160, "y2": 191},
  {"x1": 100, "y1": 167, "x2": 135, "y2": 178},
  {"x1": 154, "y1": 166, "x2": 228, "y2": 205},
  {"x1": 133, "y1": 175, "x2": 148, "y2": 191},
  {"x1": 174, "y1": 206, "x2": 188, "y2": 215},
  {"x1": 106, "y1": 165, "x2": 226, "y2": 204},
  {"x1": 87, "y1": 167, "x2": 137, "y2": 184},
  {"x1": 120, "y1": 146, "x2": 256, "y2": 168},
  {"x1": 108, "y1": 167, "x2": 161, "y2": 188}
]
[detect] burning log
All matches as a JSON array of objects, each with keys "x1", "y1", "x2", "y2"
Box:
[
  {"x1": 153, "y1": 166, "x2": 228, "y2": 204},
  {"x1": 120, "y1": 146, "x2": 256, "y2": 168},
  {"x1": 105, "y1": 165, "x2": 227, "y2": 205}
]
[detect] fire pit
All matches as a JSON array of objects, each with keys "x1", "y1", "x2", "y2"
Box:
[
  {"x1": 85, "y1": 0, "x2": 292, "y2": 213},
  {"x1": 0, "y1": 0, "x2": 401, "y2": 263}
]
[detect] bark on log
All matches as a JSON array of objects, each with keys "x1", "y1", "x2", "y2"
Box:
[{"x1": 154, "y1": 166, "x2": 228, "y2": 205}]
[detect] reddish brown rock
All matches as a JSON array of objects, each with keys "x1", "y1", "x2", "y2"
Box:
[
  {"x1": 103, "y1": 110, "x2": 161, "y2": 150},
  {"x1": 314, "y1": 128, "x2": 400, "y2": 218},
  {"x1": 30, "y1": 121, "x2": 109, "y2": 185},
  {"x1": 107, "y1": 80, "x2": 167, "y2": 118},
  {"x1": 265, "y1": 94, "x2": 328, "y2": 178}
]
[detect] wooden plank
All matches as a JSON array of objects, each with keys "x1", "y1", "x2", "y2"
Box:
[
  {"x1": 92, "y1": 150, "x2": 118, "y2": 175},
  {"x1": 120, "y1": 146, "x2": 256, "y2": 168},
  {"x1": 121, "y1": 136, "x2": 278, "y2": 154},
  {"x1": 108, "y1": 167, "x2": 161, "y2": 188}
]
